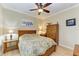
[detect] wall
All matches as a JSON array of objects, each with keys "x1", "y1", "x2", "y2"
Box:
[
  {"x1": 45, "y1": 5, "x2": 79, "y2": 50},
  {"x1": 2, "y1": 8, "x2": 40, "y2": 34},
  {"x1": 0, "y1": 5, "x2": 3, "y2": 35}
]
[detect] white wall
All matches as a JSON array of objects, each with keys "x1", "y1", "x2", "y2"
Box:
[
  {"x1": 46, "y1": 5, "x2": 79, "y2": 50},
  {"x1": 2, "y1": 8, "x2": 40, "y2": 34},
  {"x1": 0, "y1": 5, "x2": 3, "y2": 35}
]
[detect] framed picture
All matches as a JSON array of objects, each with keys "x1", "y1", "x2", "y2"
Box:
[
  {"x1": 66, "y1": 18, "x2": 76, "y2": 26},
  {"x1": 22, "y1": 21, "x2": 33, "y2": 26}
]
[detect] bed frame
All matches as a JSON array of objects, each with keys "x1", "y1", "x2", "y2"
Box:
[{"x1": 18, "y1": 24, "x2": 59, "y2": 56}]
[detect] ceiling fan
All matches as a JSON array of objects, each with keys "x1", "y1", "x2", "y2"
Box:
[{"x1": 29, "y1": 3, "x2": 52, "y2": 15}]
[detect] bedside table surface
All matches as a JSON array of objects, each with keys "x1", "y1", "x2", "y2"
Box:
[{"x1": 3, "y1": 39, "x2": 18, "y2": 43}]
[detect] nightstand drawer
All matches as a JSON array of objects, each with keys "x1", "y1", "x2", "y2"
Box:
[
  {"x1": 7, "y1": 41, "x2": 17, "y2": 47},
  {"x1": 7, "y1": 45, "x2": 18, "y2": 51}
]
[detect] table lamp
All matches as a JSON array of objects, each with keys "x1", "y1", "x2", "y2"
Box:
[{"x1": 9, "y1": 30, "x2": 13, "y2": 40}]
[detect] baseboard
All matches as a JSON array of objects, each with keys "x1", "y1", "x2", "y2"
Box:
[{"x1": 59, "y1": 43, "x2": 73, "y2": 50}]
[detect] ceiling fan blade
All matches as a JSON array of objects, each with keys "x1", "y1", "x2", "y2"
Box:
[
  {"x1": 38, "y1": 12, "x2": 41, "y2": 15},
  {"x1": 29, "y1": 9, "x2": 37, "y2": 11},
  {"x1": 35, "y1": 3, "x2": 40, "y2": 8},
  {"x1": 43, "y1": 3, "x2": 52, "y2": 8},
  {"x1": 43, "y1": 9, "x2": 50, "y2": 13},
  {"x1": 40, "y1": 3, "x2": 42, "y2": 8}
]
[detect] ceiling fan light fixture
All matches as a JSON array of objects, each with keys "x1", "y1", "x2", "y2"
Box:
[
  {"x1": 38, "y1": 9, "x2": 43, "y2": 12},
  {"x1": 29, "y1": 3, "x2": 52, "y2": 15}
]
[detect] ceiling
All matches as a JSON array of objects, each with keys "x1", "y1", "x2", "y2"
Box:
[{"x1": 1, "y1": 3, "x2": 78, "y2": 19}]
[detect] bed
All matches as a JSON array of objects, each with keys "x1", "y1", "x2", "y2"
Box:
[{"x1": 18, "y1": 24, "x2": 59, "y2": 56}]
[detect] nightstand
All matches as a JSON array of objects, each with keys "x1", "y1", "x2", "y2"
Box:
[
  {"x1": 40, "y1": 34, "x2": 46, "y2": 37},
  {"x1": 73, "y1": 44, "x2": 79, "y2": 56},
  {"x1": 3, "y1": 39, "x2": 18, "y2": 53}
]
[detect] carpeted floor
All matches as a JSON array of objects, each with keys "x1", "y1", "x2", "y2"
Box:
[
  {"x1": 50, "y1": 46, "x2": 73, "y2": 56},
  {"x1": 0, "y1": 46, "x2": 73, "y2": 56}
]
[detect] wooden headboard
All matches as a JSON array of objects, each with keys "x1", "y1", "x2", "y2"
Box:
[
  {"x1": 18, "y1": 30, "x2": 36, "y2": 37},
  {"x1": 46, "y1": 23, "x2": 59, "y2": 45}
]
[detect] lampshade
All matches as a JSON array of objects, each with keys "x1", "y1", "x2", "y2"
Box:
[
  {"x1": 9, "y1": 30, "x2": 13, "y2": 34},
  {"x1": 38, "y1": 26, "x2": 42, "y2": 30}
]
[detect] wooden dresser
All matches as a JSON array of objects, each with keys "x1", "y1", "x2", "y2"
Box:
[{"x1": 46, "y1": 23, "x2": 59, "y2": 45}]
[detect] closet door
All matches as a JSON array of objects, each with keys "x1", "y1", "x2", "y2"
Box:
[{"x1": 46, "y1": 24, "x2": 59, "y2": 44}]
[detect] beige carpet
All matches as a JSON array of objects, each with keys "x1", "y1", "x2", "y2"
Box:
[
  {"x1": 50, "y1": 46, "x2": 73, "y2": 56},
  {"x1": 1, "y1": 46, "x2": 73, "y2": 56}
]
